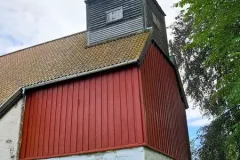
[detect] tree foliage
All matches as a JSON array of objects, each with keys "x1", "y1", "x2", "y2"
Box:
[
  {"x1": 169, "y1": 0, "x2": 240, "y2": 159},
  {"x1": 196, "y1": 106, "x2": 240, "y2": 160},
  {"x1": 169, "y1": 11, "x2": 219, "y2": 116},
  {"x1": 176, "y1": 0, "x2": 240, "y2": 110}
]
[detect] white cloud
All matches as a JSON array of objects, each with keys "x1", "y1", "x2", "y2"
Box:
[
  {"x1": 4, "y1": 44, "x2": 29, "y2": 54},
  {"x1": 0, "y1": 0, "x2": 86, "y2": 55},
  {"x1": 186, "y1": 99, "x2": 213, "y2": 127},
  {"x1": 189, "y1": 118, "x2": 212, "y2": 127}
]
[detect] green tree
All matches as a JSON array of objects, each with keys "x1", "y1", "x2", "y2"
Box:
[
  {"x1": 175, "y1": 0, "x2": 240, "y2": 111},
  {"x1": 197, "y1": 106, "x2": 240, "y2": 160},
  {"x1": 169, "y1": 0, "x2": 240, "y2": 158}
]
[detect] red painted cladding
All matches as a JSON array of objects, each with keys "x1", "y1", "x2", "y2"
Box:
[
  {"x1": 20, "y1": 67, "x2": 145, "y2": 160},
  {"x1": 140, "y1": 44, "x2": 191, "y2": 160},
  {"x1": 20, "y1": 43, "x2": 190, "y2": 160}
]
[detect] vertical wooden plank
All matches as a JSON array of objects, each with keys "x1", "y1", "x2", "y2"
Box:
[
  {"x1": 29, "y1": 92, "x2": 38, "y2": 156},
  {"x1": 95, "y1": 75, "x2": 102, "y2": 149},
  {"x1": 43, "y1": 88, "x2": 53, "y2": 156},
  {"x1": 151, "y1": 48, "x2": 158, "y2": 150},
  {"x1": 83, "y1": 80, "x2": 90, "y2": 151},
  {"x1": 113, "y1": 72, "x2": 122, "y2": 146},
  {"x1": 107, "y1": 73, "x2": 115, "y2": 147},
  {"x1": 25, "y1": 92, "x2": 34, "y2": 157},
  {"x1": 65, "y1": 83, "x2": 74, "y2": 153},
  {"x1": 149, "y1": 47, "x2": 156, "y2": 148},
  {"x1": 119, "y1": 70, "x2": 129, "y2": 145},
  {"x1": 33, "y1": 91, "x2": 41, "y2": 157},
  {"x1": 38, "y1": 89, "x2": 48, "y2": 157},
  {"x1": 53, "y1": 85, "x2": 63, "y2": 155},
  {"x1": 156, "y1": 49, "x2": 162, "y2": 150},
  {"x1": 132, "y1": 68, "x2": 143, "y2": 143},
  {"x1": 101, "y1": 74, "x2": 108, "y2": 148},
  {"x1": 140, "y1": 58, "x2": 152, "y2": 145},
  {"x1": 158, "y1": 51, "x2": 164, "y2": 151},
  {"x1": 152, "y1": 47, "x2": 158, "y2": 149},
  {"x1": 89, "y1": 78, "x2": 96, "y2": 150},
  {"x1": 20, "y1": 95, "x2": 32, "y2": 159},
  {"x1": 126, "y1": 69, "x2": 136, "y2": 144},
  {"x1": 71, "y1": 81, "x2": 79, "y2": 153},
  {"x1": 59, "y1": 84, "x2": 68, "y2": 154},
  {"x1": 77, "y1": 81, "x2": 84, "y2": 151},
  {"x1": 48, "y1": 86, "x2": 58, "y2": 156},
  {"x1": 138, "y1": 69, "x2": 147, "y2": 144}
]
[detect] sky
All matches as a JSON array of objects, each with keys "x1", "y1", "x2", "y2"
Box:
[{"x1": 0, "y1": 0, "x2": 211, "y2": 139}]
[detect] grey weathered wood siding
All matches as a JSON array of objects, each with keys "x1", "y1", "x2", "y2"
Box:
[
  {"x1": 88, "y1": 17, "x2": 144, "y2": 44},
  {"x1": 145, "y1": 0, "x2": 169, "y2": 55},
  {"x1": 87, "y1": 0, "x2": 145, "y2": 45},
  {"x1": 86, "y1": 0, "x2": 169, "y2": 55}
]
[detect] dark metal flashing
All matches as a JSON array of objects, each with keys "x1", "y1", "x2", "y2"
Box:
[{"x1": 0, "y1": 88, "x2": 23, "y2": 119}]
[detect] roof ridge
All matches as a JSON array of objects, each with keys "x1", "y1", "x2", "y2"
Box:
[{"x1": 0, "y1": 30, "x2": 87, "y2": 58}]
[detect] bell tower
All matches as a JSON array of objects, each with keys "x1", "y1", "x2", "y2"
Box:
[{"x1": 86, "y1": 0, "x2": 169, "y2": 55}]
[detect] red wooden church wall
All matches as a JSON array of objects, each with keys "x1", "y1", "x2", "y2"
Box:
[
  {"x1": 20, "y1": 67, "x2": 145, "y2": 160},
  {"x1": 140, "y1": 44, "x2": 191, "y2": 160},
  {"x1": 20, "y1": 43, "x2": 190, "y2": 160}
]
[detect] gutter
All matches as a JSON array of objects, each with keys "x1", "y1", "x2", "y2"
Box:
[{"x1": 24, "y1": 59, "x2": 138, "y2": 91}]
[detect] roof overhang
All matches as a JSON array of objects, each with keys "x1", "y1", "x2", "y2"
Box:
[
  {"x1": 0, "y1": 88, "x2": 23, "y2": 119},
  {"x1": 0, "y1": 59, "x2": 139, "y2": 119}
]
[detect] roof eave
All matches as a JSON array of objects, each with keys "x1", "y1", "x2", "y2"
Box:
[
  {"x1": 0, "y1": 59, "x2": 140, "y2": 119},
  {"x1": 0, "y1": 88, "x2": 23, "y2": 119}
]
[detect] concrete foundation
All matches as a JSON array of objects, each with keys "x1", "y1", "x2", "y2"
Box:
[{"x1": 46, "y1": 147, "x2": 172, "y2": 160}]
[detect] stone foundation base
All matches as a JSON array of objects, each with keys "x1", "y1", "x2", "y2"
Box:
[{"x1": 46, "y1": 147, "x2": 172, "y2": 160}]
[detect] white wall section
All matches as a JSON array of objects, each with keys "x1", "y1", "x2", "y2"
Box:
[
  {"x1": 145, "y1": 148, "x2": 172, "y2": 160},
  {"x1": 45, "y1": 147, "x2": 172, "y2": 160},
  {"x1": 0, "y1": 99, "x2": 24, "y2": 160}
]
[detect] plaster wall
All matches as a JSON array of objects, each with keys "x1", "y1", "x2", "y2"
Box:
[
  {"x1": 0, "y1": 99, "x2": 24, "y2": 160},
  {"x1": 145, "y1": 148, "x2": 172, "y2": 160}
]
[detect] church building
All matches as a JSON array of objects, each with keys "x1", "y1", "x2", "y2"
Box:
[{"x1": 0, "y1": 0, "x2": 191, "y2": 159}]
